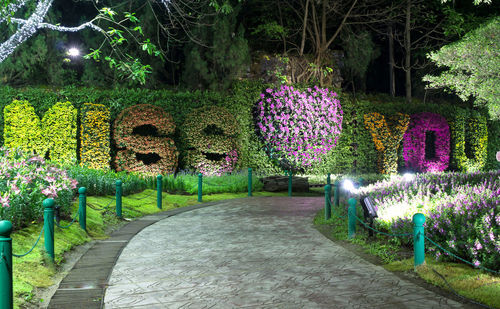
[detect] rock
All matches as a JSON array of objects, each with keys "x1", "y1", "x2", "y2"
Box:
[{"x1": 260, "y1": 176, "x2": 309, "y2": 192}]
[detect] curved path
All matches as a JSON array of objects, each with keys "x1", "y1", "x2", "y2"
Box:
[{"x1": 103, "y1": 197, "x2": 463, "y2": 309}]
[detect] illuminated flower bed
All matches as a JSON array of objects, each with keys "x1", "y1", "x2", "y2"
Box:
[
  {"x1": 358, "y1": 171, "x2": 500, "y2": 269},
  {"x1": 0, "y1": 148, "x2": 77, "y2": 228}
]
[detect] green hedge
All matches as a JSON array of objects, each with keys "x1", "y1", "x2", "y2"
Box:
[{"x1": 0, "y1": 84, "x2": 498, "y2": 175}]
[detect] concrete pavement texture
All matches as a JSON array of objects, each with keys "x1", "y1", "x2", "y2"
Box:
[{"x1": 102, "y1": 196, "x2": 464, "y2": 309}]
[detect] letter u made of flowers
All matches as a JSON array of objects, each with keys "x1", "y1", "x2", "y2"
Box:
[
  {"x1": 364, "y1": 112, "x2": 409, "y2": 174},
  {"x1": 80, "y1": 103, "x2": 111, "y2": 169},
  {"x1": 403, "y1": 112, "x2": 450, "y2": 173}
]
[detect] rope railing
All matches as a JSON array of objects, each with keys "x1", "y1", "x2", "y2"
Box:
[
  {"x1": 11, "y1": 227, "x2": 44, "y2": 258},
  {"x1": 424, "y1": 235, "x2": 499, "y2": 275},
  {"x1": 353, "y1": 215, "x2": 412, "y2": 238},
  {"x1": 54, "y1": 210, "x2": 79, "y2": 229}
]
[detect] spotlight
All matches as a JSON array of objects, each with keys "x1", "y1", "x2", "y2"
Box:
[
  {"x1": 343, "y1": 179, "x2": 356, "y2": 193},
  {"x1": 403, "y1": 173, "x2": 415, "y2": 181},
  {"x1": 67, "y1": 47, "x2": 80, "y2": 57}
]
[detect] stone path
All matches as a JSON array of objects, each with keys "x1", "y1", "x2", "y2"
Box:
[{"x1": 103, "y1": 197, "x2": 464, "y2": 309}]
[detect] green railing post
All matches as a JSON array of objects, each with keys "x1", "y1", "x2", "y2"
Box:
[
  {"x1": 157, "y1": 175, "x2": 162, "y2": 209},
  {"x1": 358, "y1": 177, "x2": 365, "y2": 187},
  {"x1": 248, "y1": 168, "x2": 252, "y2": 197},
  {"x1": 78, "y1": 187, "x2": 87, "y2": 231},
  {"x1": 327, "y1": 173, "x2": 331, "y2": 185},
  {"x1": 0, "y1": 220, "x2": 13, "y2": 309},
  {"x1": 198, "y1": 173, "x2": 203, "y2": 202},
  {"x1": 116, "y1": 180, "x2": 122, "y2": 218},
  {"x1": 348, "y1": 198, "x2": 357, "y2": 239},
  {"x1": 324, "y1": 185, "x2": 331, "y2": 220},
  {"x1": 288, "y1": 171, "x2": 292, "y2": 197},
  {"x1": 413, "y1": 213, "x2": 426, "y2": 268},
  {"x1": 334, "y1": 180, "x2": 340, "y2": 207},
  {"x1": 43, "y1": 198, "x2": 55, "y2": 262}
]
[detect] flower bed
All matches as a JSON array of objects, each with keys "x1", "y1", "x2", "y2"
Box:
[
  {"x1": 0, "y1": 148, "x2": 77, "y2": 228},
  {"x1": 358, "y1": 171, "x2": 499, "y2": 270}
]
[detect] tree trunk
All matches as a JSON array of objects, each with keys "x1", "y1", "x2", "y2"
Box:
[
  {"x1": 299, "y1": 0, "x2": 310, "y2": 56},
  {"x1": 388, "y1": 25, "x2": 395, "y2": 97},
  {"x1": 404, "y1": 0, "x2": 412, "y2": 104}
]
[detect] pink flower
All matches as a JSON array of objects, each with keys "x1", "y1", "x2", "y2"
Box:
[{"x1": 0, "y1": 193, "x2": 10, "y2": 208}]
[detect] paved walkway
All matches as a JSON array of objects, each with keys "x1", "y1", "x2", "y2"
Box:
[{"x1": 103, "y1": 197, "x2": 464, "y2": 309}]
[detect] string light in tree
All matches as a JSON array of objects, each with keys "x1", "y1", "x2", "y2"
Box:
[{"x1": 0, "y1": 0, "x2": 104, "y2": 63}]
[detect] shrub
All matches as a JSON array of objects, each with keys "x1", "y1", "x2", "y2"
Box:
[
  {"x1": 254, "y1": 85, "x2": 343, "y2": 173},
  {"x1": 363, "y1": 112, "x2": 409, "y2": 174},
  {"x1": 0, "y1": 148, "x2": 77, "y2": 228},
  {"x1": 403, "y1": 112, "x2": 450, "y2": 173},
  {"x1": 4, "y1": 100, "x2": 77, "y2": 165},
  {"x1": 80, "y1": 103, "x2": 111, "y2": 169},
  {"x1": 183, "y1": 106, "x2": 240, "y2": 176},
  {"x1": 361, "y1": 171, "x2": 499, "y2": 270},
  {"x1": 113, "y1": 104, "x2": 178, "y2": 174}
]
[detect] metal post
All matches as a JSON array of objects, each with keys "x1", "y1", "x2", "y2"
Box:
[
  {"x1": 43, "y1": 198, "x2": 55, "y2": 262},
  {"x1": 0, "y1": 220, "x2": 13, "y2": 309},
  {"x1": 334, "y1": 180, "x2": 340, "y2": 207},
  {"x1": 324, "y1": 185, "x2": 331, "y2": 220},
  {"x1": 327, "y1": 173, "x2": 331, "y2": 185},
  {"x1": 413, "y1": 213, "x2": 426, "y2": 268},
  {"x1": 348, "y1": 198, "x2": 357, "y2": 239},
  {"x1": 248, "y1": 168, "x2": 252, "y2": 197},
  {"x1": 288, "y1": 171, "x2": 292, "y2": 197},
  {"x1": 198, "y1": 173, "x2": 203, "y2": 202},
  {"x1": 116, "y1": 180, "x2": 122, "y2": 218},
  {"x1": 78, "y1": 187, "x2": 87, "y2": 231},
  {"x1": 157, "y1": 175, "x2": 162, "y2": 209}
]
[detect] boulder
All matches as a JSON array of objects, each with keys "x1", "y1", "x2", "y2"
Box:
[{"x1": 260, "y1": 176, "x2": 309, "y2": 192}]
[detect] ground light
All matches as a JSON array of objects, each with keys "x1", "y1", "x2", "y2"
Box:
[
  {"x1": 342, "y1": 179, "x2": 356, "y2": 193},
  {"x1": 403, "y1": 173, "x2": 415, "y2": 181}
]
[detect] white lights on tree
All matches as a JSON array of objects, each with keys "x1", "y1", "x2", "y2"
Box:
[{"x1": 0, "y1": 0, "x2": 104, "y2": 63}]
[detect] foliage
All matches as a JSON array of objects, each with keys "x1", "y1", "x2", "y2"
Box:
[
  {"x1": 363, "y1": 112, "x2": 410, "y2": 174},
  {"x1": 113, "y1": 104, "x2": 178, "y2": 174},
  {"x1": 450, "y1": 110, "x2": 488, "y2": 172},
  {"x1": 182, "y1": 3, "x2": 250, "y2": 91},
  {"x1": 80, "y1": 103, "x2": 110, "y2": 170},
  {"x1": 3, "y1": 100, "x2": 77, "y2": 165},
  {"x1": 254, "y1": 85, "x2": 343, "y2": 173},
  {"x1": 403, "y1": 112, "x2": 450, "y2": 173},
  {"x1": 0, "y1": 148, "x2": 77, "y2": 228},
  {"x1": 183, "y1": 105, "x2": 240, "y2": 176},
  {"x1": 424, "y1": 17, "x2": 500, "y2": 120},
  {"x1": 360, "y1": 171, "x2": 499, "y2": 270},
  {"x1": 65, "y1": 165, "x2": 149, "y2": 196}
]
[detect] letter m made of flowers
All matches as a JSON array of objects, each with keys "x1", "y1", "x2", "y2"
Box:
[
  {"x1": 4, "y1": 100, "x2": 77, "y2": 165},
  {"x1": 363, "y1": 112, "x2": 409, "y2": 174}
]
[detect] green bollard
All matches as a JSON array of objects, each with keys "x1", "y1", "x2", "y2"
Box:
[
  {"x1": 116, "y1": 180, "x2": 122, "y2": 218},
  {"x1": 348, "y1": 198, "x2": 357, "y2": 239},
  {"x1": 248, "y1": 168, "x2": 253, "y2": 197},
  {"x1": 157, "y1": 175, "x2": 162, "y2": 209},
  {"x1": 0, "y1": 220, "x2": 13, "y2": 309},
  {"x1": 198, "y1": 173, "x2": 203, "y2": 202},
  {"x1": 327, "y1": 173, "x2": 331, "y2": 185},
  {"x1": 78, "y1": 187, "x2": 87, "y2": 231},
  {"x1": 288, "y1": 171, "x2": 292, "y2": 197},
  {"x1": 358, "y1": 177, "x2": 365, "y2": 187},
  {"x1": 43, "y1": 198, "x2": 55, "y2": 262},
  {"x1": 324, "y1": 185, "x2": 331, "y2": 220},
  {"x1": 413, "y1": 213, "x2": 426, "y2": 268},
  {"x1": 334, "y1": 180, "x2": 340, "y2": 207}
]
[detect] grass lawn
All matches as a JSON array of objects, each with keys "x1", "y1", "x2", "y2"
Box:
[
  {"x1": 314, "y1": 210, "x2": 500, "y2": 309},
  {"x1": 10, "y1": 189, "x2": 292, "y2": 308}
]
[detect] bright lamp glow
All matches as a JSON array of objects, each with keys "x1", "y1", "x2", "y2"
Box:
[
  {"x1": 403, "y1": 173, "x2": 415, "y2": 181},
  {"x1": 343, "y1": 179, "x2": 356, "y2": 193},
  {"x1": 67, "y1": 47, "x2": 80, "y2": 57}
]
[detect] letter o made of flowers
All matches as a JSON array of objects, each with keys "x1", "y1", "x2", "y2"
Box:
[
  {"x1": 183, "y1": 106, "x2": 240, "y2": 176},
  {"x1": 113, "y1": 104, "x2": 178, "y2": 174},
  {"x1": 254, "y1": 85, "x2": 343, "y2": 173},
  {"x1": 403, "y1": 112, "x2": 450, "y2": 173}
]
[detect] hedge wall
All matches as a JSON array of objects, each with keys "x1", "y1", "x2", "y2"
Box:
[{"x1": 0, "y1": 84, "x2": 498, "y2": 175}]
